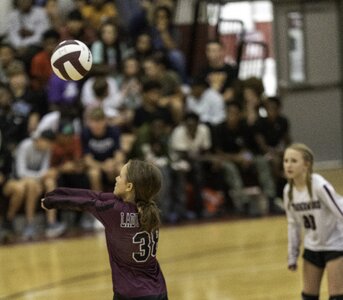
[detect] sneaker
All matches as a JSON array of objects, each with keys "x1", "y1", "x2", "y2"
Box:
[
  {"x1": 0, "y1": 220, "x2": 15, "y2": 243},
  {"x1": 45, "y1": 222, "x2": 67, "y2": 239},
  {"x1": 269, "y1": 197, "x2": 285, "y2": 215},
  {"x1": 22, "y1": 224, "x2": 38, "y2": 241},
  {"x1": 94, "y1": 219, "x2": 104, "y2": 231},
  {"x1": 166, "y1": 212, "x2": 180, "y2": 224},
  {"x1": 184, "y1": 210, "x2": 197, "y2": 220},
  {"x1": 80, "y1": 213, "x2": 95, "y2": 231}
]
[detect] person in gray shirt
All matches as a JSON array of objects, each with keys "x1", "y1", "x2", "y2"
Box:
[{"x1": 13, "y1": 129, "x2": 66, "y2": 240}]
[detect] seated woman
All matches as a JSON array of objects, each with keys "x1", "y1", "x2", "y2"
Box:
[{"x1": 1, "y1": 130, "x2": 65, "y2": 241}]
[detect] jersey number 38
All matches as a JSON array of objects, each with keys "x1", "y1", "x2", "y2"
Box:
[{"x1": 132, "y1": 230, "x2": 159, "y2": 263}]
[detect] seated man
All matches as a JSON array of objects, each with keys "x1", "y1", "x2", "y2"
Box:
[
  {"x1": 197, "y1": 40, "x2": 239, "y2": 101},
  {"x1": 213, "y1": 101, "x2": 276, "y2": 216},
  {"x1": 169, "y1": 113, "x2": 212, "y2": 220},
  {"x1": 254, "y1": 96, "x2": 291, "y2": 203},
  {"x1": 133, "y1": 79, "x2": 174, "y2": 131},
  {"x1": 81, "y1": 107, "x2": 124, "y2": 192},
  {"x1": 185, "y1": 77, "x2": 226, "y2": 127}
]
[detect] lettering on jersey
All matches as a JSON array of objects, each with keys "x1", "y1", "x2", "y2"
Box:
[
  {"x1": 291, "y1": 200, "x2": 321, "y2": 211},
  {"x1": 89, "y1": 138, "x2": 115, "y2": 153},
  {"x1": 120, "y1": 212, "x2": 139, "y2": 228}
]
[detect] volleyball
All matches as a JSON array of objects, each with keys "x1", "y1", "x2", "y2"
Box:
[{"x1": 50, "y1": 39, "x2": 92, "y2": 81}]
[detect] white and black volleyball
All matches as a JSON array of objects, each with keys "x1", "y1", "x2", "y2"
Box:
[{"x1": 51, "y1": 39, "x2": 92, "y2": 81}]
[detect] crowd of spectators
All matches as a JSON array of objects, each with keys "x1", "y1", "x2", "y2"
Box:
[{"x1": 0, "y1": 0, "x2": 291, "y2": 243}]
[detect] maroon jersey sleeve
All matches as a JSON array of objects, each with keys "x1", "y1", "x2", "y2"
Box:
[{"x1": 44, "y1": 188, "x2": 117, "y2": 217}]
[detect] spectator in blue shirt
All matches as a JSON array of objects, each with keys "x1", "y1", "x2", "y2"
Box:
[{"x1": 82, "y1": 107, "x2": 124, "y2": 192}]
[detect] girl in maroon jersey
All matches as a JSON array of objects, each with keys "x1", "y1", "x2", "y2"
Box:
[{"x1": 42, "y1": 160, "x2": 168, "y2": 300}]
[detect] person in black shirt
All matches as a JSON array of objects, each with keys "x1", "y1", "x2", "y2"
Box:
[
  {"x1": 198, "y1": 40, "x2": 238, "y2": 99},
  {"x1": 213, "y1": 101, "x2": 253, "y2": 213},
  {"x1": 255, "y1": 96, "x2": 291, "y2": 153},
  {"x1": 0, "y1": 128, "x2": 17, "y2": 243},
  {"x1": 255, "y1": 96, "x2": 291, "y2": 199},
  {"x1": 133, "y1": 79, "x2": 173, "y2": 130},
  {"x1": 0, "y1": 80, "x2": 46, "y2": 151},
  {"x1": 214, "y1": 101, "x2": 276, "y2": 215},
  {"x1": 0, "y1": 128, "x2": 51, "y2": 242},
  {"x1": 7, "y1": 61, "x2": 48, "y2": 140}
]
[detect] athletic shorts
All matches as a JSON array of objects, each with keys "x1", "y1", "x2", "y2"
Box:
[
  {"x1": 114, "y1": 293, "x2": 168, "y2": 300},
  {"x1": 303, "y1": 248, "x2": 343, "y2": 268}
]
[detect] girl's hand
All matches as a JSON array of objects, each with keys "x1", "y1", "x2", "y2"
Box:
[{"x1": 288, "y1": 264, "x2": 297, "y2": 271}]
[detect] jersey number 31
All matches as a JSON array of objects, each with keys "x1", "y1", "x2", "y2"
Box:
[{"x1": 303, "y1": 214, "x2": 317, "y2": 230}]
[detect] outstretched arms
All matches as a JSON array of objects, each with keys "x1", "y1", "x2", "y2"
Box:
[{"x1": 42, "y1": 187, "x2": 116, "y2": 212}]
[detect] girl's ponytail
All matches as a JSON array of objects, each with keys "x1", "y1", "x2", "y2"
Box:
[
  {"x1": 126, "y1": 160, "x2": 162, "y2": 232},
  {"x1": 136, "y1": 199, "x2": 161, "y2": 232}
]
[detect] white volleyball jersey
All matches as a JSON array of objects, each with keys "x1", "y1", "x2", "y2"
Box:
[{"x1": 284, "y1": 173, "x2": 343, "y2": 266}]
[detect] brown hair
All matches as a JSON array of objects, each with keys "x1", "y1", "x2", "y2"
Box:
[
  {"x1": 286, "y1": 143, "x2": 314, "y2": 208},
  {"x1": 6, "y1": 60, "x2": 26, "y2": 77},
  {"x1": 126, "y1": 160, "x2": 162, "y2": 232},
  {"x1": 92, "y1": 76, "x2": 108, "y2": 98},
  {"x1": 85, "y1": 106, "x2": 106, "y2": 121},
  {"x1": 243, "y1": 76, "x2": 265, "y2": 97}
]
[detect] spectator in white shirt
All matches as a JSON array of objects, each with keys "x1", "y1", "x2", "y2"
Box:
[
  {"x1": 6, "y1": 0, "x2": 50, "y2": 66},
  {"x1": 80, "y1": 75, "x2": 124, "y2": 125},
  {"x1": 169, "y1": 113, "x2": 212, "y2": 220}
]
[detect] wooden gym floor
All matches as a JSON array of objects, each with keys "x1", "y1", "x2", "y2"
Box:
[{"x1": 0, "y1": 169, "x2": 342, "y2": 300}]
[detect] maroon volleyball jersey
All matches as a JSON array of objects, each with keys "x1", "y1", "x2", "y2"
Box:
[{"x1": 44, "y1": 188, "x2": 167, "y2": 298}]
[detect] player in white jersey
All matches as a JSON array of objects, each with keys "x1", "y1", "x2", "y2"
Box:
[{"x1": 283, "y1": 143, "x2": 343, "y2": 300}]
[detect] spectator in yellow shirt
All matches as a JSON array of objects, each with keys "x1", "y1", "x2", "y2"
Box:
[{"x1": 81, "y1": 0, "x2": 118, "y2": 30}]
